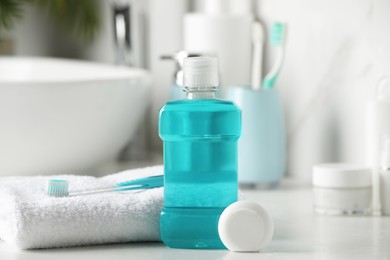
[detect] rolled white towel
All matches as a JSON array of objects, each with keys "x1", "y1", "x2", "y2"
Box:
[{"x1": 0, "y1": 165, "x2": 163, "y2": 249}]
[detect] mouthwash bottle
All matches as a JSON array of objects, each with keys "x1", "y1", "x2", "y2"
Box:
[{"x1": 159, "y1": 57, "x2": 241, "y2": 249}]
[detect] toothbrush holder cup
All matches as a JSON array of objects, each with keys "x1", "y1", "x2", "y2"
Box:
[{"x1": 227, "y1": 86, "x2": 286, "y2": 187}]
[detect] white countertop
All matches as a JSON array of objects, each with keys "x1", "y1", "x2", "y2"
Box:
[{"x1": 1, "y1": 183, "x2": 389, "y2": 260}]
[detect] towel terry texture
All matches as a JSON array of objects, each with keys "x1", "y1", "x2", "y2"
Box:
[{"x1": 0, "y1": 165, "x2": 164, "y2": 249}]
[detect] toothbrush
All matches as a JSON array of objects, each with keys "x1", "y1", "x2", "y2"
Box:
[
  {"x1": 251, "y1": 20, "x2": 265, "y2": 91},
  {"x1": 47, "y1": 175, "x2": 164, "y2": 198},
  {"x1": 262, "y1": 22, "x2": 286, "y2": 90}
]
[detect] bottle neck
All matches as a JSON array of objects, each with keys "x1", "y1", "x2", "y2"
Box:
[
  {"x1": 186, "y1": 91, "x2": 216, "y2": 99},
  {"x1": 185, "y1": 86, "x2": 217, "y2": 100}
]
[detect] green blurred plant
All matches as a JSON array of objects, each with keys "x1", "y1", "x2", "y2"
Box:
[
  {"x1": 34, "y1": 0, "x2": 101, "y2": 41},
  {"x1": 0, "y1": 0, "x2": 23, "y2": 30},
  {"x1": 0, "y1": 0, "x2": 101, "y2": 41}
]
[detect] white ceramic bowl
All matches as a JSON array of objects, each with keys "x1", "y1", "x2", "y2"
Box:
[{"x1": 0, "y1": 57, "x2": 151, "y2": 176}]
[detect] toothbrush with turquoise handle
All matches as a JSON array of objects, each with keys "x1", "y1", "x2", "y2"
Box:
[
  {"x1": 47, "y1": 175, "x2": 164, "y2": 198},
  {"x1": 263, "y1": 22, "x2": 286, "y2": 90}
]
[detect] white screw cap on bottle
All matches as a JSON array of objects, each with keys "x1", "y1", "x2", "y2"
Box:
[
  {"x1": 183, "y1": 57, "x2": 219, "y2": 88},
  {"x1": 218, "y1": 201, "x2": 274, "y2": 252}
]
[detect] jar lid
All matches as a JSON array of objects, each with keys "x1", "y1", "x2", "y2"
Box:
[
  {"x1": 312, "y1": 163, "x2": 371, "y2": 188},
  {"x1": 218, "y1": 201, "x2": 274, "y2": 252}
]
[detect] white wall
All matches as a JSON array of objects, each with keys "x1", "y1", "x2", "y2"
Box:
[{"x1": 255, "y1": 0, "x2": 382, "y2": 181}]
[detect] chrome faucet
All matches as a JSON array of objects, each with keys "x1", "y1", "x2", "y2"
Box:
[{"x1": 113, "y1": 4, "x2": 134, "y2": 66}]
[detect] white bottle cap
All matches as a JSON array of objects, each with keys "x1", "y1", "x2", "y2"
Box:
[
  {"x1": 204, "y1": 0, "x2": 229, "y2": 14},
  {"x1": 218, "y1": 201, "x2": 274, "y2": 252},
  {"x1": 183, "y1": 57, "x2": 219, "y2": 88},
  {"x1": 312, "y1": 163, "x2": 371, "y2": 188},
  {"x1": 230, "y1": 0, "x2": 252, "y2": 15}
]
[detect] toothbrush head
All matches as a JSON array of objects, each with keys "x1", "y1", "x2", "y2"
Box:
[
  {"x1": 270, "y1": 22, "x2": 286, "y2": 46},
  {"x1": 47, "y1": 180, "x2": 69, "y2": 197}
]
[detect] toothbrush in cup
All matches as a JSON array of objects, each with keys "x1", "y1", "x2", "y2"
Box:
[
  {"x1": 47, "y1": 175, "x2": 164, "y2": 198},
  {"x1": 251, "y1": 20, "x2": 265, "y2": 91},
  {"x1": 263, "y1": 22, "x2": 286, "y2": 90}
]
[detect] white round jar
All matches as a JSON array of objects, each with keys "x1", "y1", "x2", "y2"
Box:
[{"x1": 312, "y1": 163, "x2": 372, "y2": 215}]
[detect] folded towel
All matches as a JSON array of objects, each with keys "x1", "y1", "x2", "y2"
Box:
[{"x1": 0, "y1": 165, "x2": 163, "y2": 249}]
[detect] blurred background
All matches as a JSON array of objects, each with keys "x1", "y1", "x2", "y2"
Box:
[{"x1": 1, "y1": 0, "x2": 389, "y2": 182}]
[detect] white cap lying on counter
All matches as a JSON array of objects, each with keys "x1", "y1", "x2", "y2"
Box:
[{"x1": 218, "y1": 201, "x2": 274, "y2": 252}]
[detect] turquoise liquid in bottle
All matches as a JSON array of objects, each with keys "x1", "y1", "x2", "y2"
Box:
[{"x1": 159, "y1": 57, "x2": 241, "y2": 249}]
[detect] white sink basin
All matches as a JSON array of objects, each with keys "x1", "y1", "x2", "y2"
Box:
[{"x1": 0, "y1": 57, "x2": 151, "y2": 176}]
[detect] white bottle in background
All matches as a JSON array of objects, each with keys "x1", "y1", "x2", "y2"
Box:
[
  {"x1": 367, "y1": 77, "x2": 390, "y2": 215},
  {"x1": 183, "y1": 0, "x2": 253, "y2": 91},
  {"x1": 380, "y1": 136, "x2": 390, "y2": 215}
]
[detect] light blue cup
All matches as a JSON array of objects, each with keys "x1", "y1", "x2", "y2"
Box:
[{"x1": 227, "y1": 86, "x2": 286, "y2": 187}]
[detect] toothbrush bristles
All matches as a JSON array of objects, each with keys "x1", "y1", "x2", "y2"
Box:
[
  {"x1": 270, "y1": 22, "x2": 285, "y2": 46},
  {"x1": 47, "y1": 180, "x2": 69, "y2": 197}
]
